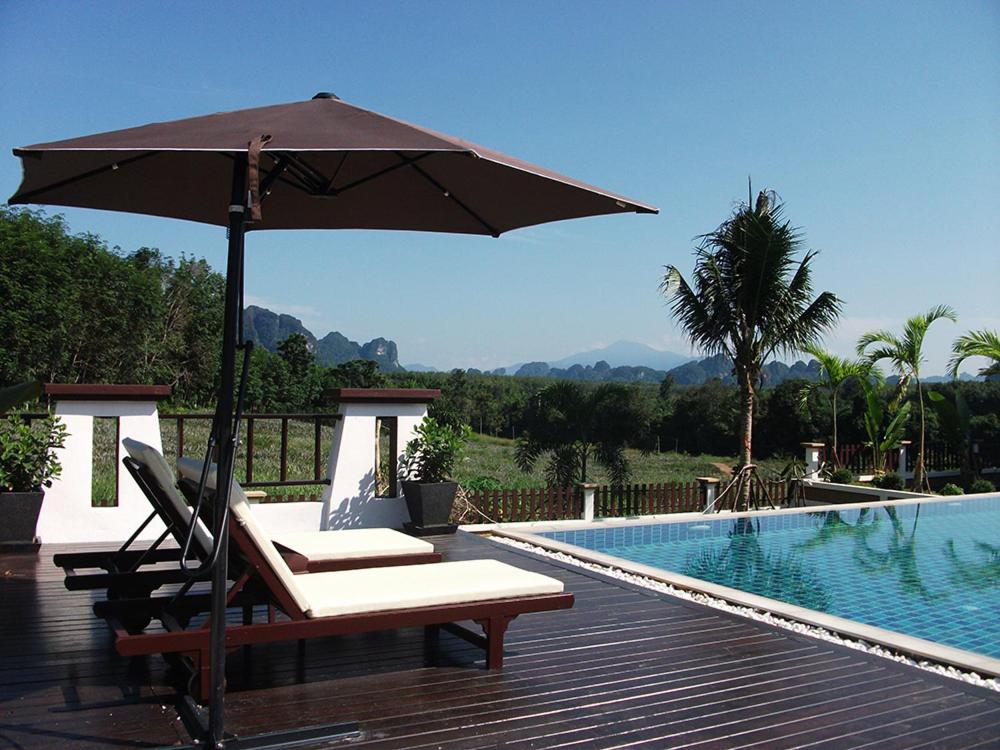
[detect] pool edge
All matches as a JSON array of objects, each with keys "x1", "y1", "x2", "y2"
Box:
[{"x1": 493, "y1": 524, "x2": 1000, "y2": 679}]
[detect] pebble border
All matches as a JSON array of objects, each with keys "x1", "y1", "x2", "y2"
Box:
[{"x1": 490, "y1": 534, "x2": 999, "y2": 693}]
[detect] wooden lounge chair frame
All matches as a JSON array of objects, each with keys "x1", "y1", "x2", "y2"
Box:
[
  {"x1": 94, "y1": 478, "x2": 573, "y2": 700},
  {"x1": 59, "y1": 455, "x2": 441, "y2": 600}
]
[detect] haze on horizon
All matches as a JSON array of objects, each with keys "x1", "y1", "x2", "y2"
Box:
[{"x1": 2, "y1": 1, "x2": 997, "y2": 376}]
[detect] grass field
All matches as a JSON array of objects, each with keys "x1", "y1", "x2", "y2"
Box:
[
  {"x1": 92, "y1": 418, "x2": 792, "y2": 504},
  {"x1": 456, "y1": 433, "x2": 790, "y2": 488}
]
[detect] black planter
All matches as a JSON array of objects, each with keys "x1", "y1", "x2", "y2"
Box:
[
  {"x1": 401, "y1": 481, "x2": 458, "y2": 534},
  {"x1": 0, "y1": 490, "x2": 44, "y2": 551}
]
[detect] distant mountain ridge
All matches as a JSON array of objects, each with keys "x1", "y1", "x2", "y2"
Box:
[{"x1": 242, "y1": 306, "x2": 401, "y2": 371}]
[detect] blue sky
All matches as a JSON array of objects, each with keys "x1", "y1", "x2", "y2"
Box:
[{"x1": 2, "y1": 1, "x2": 997, "y2": 374}]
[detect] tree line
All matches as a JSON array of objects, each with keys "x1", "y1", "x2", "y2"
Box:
[{"x1": 3, "y1": 205, "x2": 998, "y2": 488}]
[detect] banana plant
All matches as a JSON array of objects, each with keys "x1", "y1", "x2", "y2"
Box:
[{"x1": 861, "y1": 378, "x2": 911, "y2": 477}]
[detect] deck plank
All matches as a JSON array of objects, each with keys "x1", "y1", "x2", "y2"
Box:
[{"x1": 2, "y1": 531, "x2": 998, "y2": 749}]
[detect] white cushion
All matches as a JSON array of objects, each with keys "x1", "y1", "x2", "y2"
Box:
[
  {"x1": 294, "y1": 559, "x2": 565, "y2": 618},
  {"x1": 274, "y1": 529, "x2": 434, "y2": 561},
  {"x1": 177, "y1": 456, "x2": 312, "y2": 616},
  {"x1": 122, "y1": 438, "x2": 213, "y2": 558}
]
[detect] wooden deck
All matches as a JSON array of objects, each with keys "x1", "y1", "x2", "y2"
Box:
[{"x1": 2, "y1": 531, "x2": 999, "y2": 749}]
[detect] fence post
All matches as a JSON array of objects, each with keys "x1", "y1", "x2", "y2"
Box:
[
  {"x1": 579, "y1": 483, "x2": 598, "y2": 522},
  {"x1": 697, "y1": 477, "x2": 720, "y2": 512},
  {"x1": 898, "y1": 440, "x2": 912, "y2": 480},
  {"x1": 801, "y1": 442, "x2": 825, "y2": 480}
]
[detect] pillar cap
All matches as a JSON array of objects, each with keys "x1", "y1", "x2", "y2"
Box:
[
  {"x1": 577, "y1": 482, "x2": 600, "y2": 490},
  {"x1": 696, "y1": 476, "x2": 721, "y2": 485},
  {"x1": 899, "y1": 440, "x2": 912, "y2": 446},
  {"x1": 328, "y1": 388, "x2": 440, "y2": 404},
  {"x1": 43, "y1": 383, "x2": 171, "y2": 401},
  {"x1": 800, "y1": 441, "x2": 826, "y2": 448}
]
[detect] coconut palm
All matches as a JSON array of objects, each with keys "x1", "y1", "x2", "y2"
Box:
[
  {"x1": 661, "y1": 190, "x2": 841, "y2": 508},
  {"x1": 948, "y1": 329, "x2": 1000, "y2": 378},
  {"x1": 857, "y1": 305, "x2": 957, "y2": 492},
  {"x1": 799, "y1": 345, "x2": 875, "y2": 468}
]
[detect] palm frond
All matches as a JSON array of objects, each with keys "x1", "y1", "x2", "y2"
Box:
[{"x1": 948, "y1": 329, "x2": 1000, "y2": 377}]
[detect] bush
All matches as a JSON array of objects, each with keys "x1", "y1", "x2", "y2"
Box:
[
  {"x1": 0, "y1": 410, "x2": 68, "y2": 492},
  {"x1": 939, "y1": 483, "x2": 963, "y2": 496},
  {"x1": 401, "y1": 417, "x2": 472, "y2": 483},
  {"x1": 968, "y1": 478, "x2": 996, "y2": 494},
  {"x1": 462, "y1": 475, "x2": 503, "y2": 492},
  {"x1": 828, "y1": 468, "x2": 854, "y2": 485},
  {"x1": 872, "y1": 473, "x2": 906, "y2": 491}
]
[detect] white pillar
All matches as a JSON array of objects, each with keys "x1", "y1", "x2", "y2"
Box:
[
  {"x1": 897, "y1": 440, "x2": 912, "y2": 479},
  {"x1": 698, "y1": 476, "x2": 721, "y2": 512},
  {"x1": 320, "y1": 389, "x2": 440, "y2": 530},
  {"x1": 579, "y1": 483, "x2": 597, "y2": 522},
  {"x1": 802, "y1": 442, "x2": 825, "y2": 480},
  {"x1": 38, "y1": 384, "x2": 171, "y2": 544}
]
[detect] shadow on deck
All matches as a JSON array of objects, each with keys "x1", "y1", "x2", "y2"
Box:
[{"x1": 2, "y1": 531, "x2": 999, "y2": 749}]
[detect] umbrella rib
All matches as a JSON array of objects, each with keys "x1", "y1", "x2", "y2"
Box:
[
  {"x1": 324, "y1": 152, "x2": 434, "y2": 195},
  {"x1": 403, "y1": 154, "x2": 499, "y2": 237},
  {"x1": 11, "y1": 152, "x2": 157, "y2": 204}
]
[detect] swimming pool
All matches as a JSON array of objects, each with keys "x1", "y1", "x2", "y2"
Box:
[{"x1": 513, "y1": 495, "x2": 1000, "y2": 675}]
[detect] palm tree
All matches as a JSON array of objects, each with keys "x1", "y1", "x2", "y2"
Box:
[
  {"x1": 661, "y1": 190, "x2": 841, "y2": 508},
  {"x1": 857, "y1": 305, "x2": 957, "y2": 491},
  {"x1": 515, "y1": 381, "x2": 655, "y2": 488},
  {"x1": 948, "y1": 329, "x2": 1000, "y2": 378},
  {"x1": 799, "y1": 345, "x2": 874, "y2": 468}
]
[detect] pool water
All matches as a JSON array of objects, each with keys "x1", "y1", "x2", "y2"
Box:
[{"x1": 540, "y1": 496, "x2": 1000, "y2": 660}]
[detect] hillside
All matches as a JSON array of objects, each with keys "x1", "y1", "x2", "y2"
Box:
[{"x1": 242, "y1": 306, "x2": 402, "y2": 371}]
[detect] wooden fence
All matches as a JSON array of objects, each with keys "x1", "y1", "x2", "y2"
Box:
[
  {"x1": 465, "y1": 478, "x2": 793, "y2": 523},
  {"x1": 464, "y1": 487, "x2": 583, "y2": 523},
  {"x1": 595, "y1": 482, "x2": 703, "y2": 517},
  {"x1": 159, "y1": 412, "x2": 340, "y2": 502}
]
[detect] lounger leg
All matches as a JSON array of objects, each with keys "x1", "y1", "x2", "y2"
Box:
[
  {"x1": 424, "y1": 624, "x2": 441, "y2": 641},
  {"x1": 477, "y1": 616, "x2": 515, "y2": 669}
]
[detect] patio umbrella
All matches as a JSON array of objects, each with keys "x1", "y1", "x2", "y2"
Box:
[{"x1": 9, "y1": 92, "x2": 656, "y2": 747}]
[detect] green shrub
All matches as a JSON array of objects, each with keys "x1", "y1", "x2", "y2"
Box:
[
  {"x1": 968, "y1": 478, "x2": 996, "y2": 494},
  {"x1": 401, "y1": 417, "x2": 472, "y2": 484},
  {"x1": 0, "y1": 410, "x2": 68, "y2": 492},
  {"x1": 462, "y1": 475, "x2": 503, "y2": 492},
  {"x1": 872, "y1": 473, "x2": 906, "y2": 491},
  {"x1": 939, "y1": 483, "x2": 963, "y2": 496},
  {"x1": 828, "y1": 468, "x2": 854, "y2": 485}
]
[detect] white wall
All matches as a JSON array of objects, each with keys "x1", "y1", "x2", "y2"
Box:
[
  {"x1": 320, "y1": 401, "x2": 427, "y2": 530},
  {"x1": 39, "y1": 400, "x2": 167, "y2": 544}
]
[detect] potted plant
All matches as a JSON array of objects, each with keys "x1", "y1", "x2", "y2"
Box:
[
  {"x1": 400, "y1": 417, "x2": 470, "y2": 534},
  {"x1": 0, "y1": 382, "x2": 68, "y2": 550}
]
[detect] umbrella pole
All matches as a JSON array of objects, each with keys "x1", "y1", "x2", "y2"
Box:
[{"x1": 206, "y1": 155, "x2": 249, "y2": 747}]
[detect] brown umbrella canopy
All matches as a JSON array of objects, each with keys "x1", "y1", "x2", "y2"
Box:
[{"x1": 10, "y1": 93, "x2": 657, "y2": 233}]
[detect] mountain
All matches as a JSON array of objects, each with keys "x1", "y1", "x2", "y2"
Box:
[
  {"x1": 548, "y1": 340, "x2": 691, "y2": 371},
  {"x1": 243, "y1": 305, "x2": 316, "y2": 352},
  {"x1": 667, "y1": 353, "x2": 821, "y2": 386},
  {"x1": 403, "y1": 363, "x2": 439, "y2": 372},
  {"x1": 242, "y1": 306, "x2": 401, "y2": 372}
]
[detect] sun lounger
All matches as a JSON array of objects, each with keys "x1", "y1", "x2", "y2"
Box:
[
  {"x1": 56, "y1": 439, "x2": 439, "y2": 598},
  {"x1": 92, "y1": 459, "x2": 573, "y2": 700}
]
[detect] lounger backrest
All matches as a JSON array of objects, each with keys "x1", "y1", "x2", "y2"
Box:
[
  {"x1": 122, "y1": 438, "x2": 214, "y2": 559},
  {"x1": 176, "y1": 457, "x2": 311, "y2": 616}
]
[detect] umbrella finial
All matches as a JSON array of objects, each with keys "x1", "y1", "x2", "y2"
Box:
[{"x1": 312, "y1": 92, "x2": 340, "y2": 100}]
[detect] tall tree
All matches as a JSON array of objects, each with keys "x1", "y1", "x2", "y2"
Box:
[
  {"x1": 661, "y1": 190, "x2": 841, "y2": 507},
  {"x1": 857, "y1": 305, "x2": 957, "y2": 491},
  {"x1": 948, "y1": 329, "x2": 1000, "y2": 378},
  {"x1": 798, "y1": 344, "x2": 874, "y2": 467}
]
